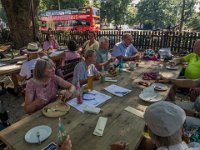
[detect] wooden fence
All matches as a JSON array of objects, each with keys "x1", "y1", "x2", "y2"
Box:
[{"x1": 39, "y1": 30, "x2": 200, "y2": 53}]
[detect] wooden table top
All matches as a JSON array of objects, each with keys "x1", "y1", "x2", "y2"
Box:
[
  {"x1": 0, "y1": 64, "x2": 21, "y2": 76},
  {"x1": 0, "y1": 45, "x2": 11, "y2": 52},
  {"x1": 0, "y1": 61, "x2": 182, "y2": 150}
]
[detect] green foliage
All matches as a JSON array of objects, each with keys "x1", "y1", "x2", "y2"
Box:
[
  {"x1": 39, "y1": 0, "x2": 89, "y2": 12},
  {"x1": 136, "y1": 0, "x2": 179, "y2": 29},
  {"x1": 0, "y1": 7, "x2": 7, "y2": 23},
  {"x1": 136, "y1": 0, "x2": 197, "y2": 30},
  {"x1": 100, "y1": 0, "x2": 132, "y2": 25}
]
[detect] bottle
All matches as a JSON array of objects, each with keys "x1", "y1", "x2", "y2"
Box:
[
  {"x1": 76, "y1": 80, "x2": 83, "y2": 104},
  {"x1": 159, "y1": 55, "x2": 164, "y2": 69},
  {"x1": 100, "y1": 66, "x2": 105, "y2": 83},
  {"x1": 87, "y1": 65, "x2": 93, "y2": 91},
  {"x1": 57, "y1": 117, "x2": 67, "y2": 147},
  {"x1": 119, "y1": 58, "x2": 123, "y2": 74}
]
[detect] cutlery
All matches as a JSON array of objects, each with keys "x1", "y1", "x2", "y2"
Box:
[
  {"x1": 44, "y1": 108, "x2": 66, "y2": 113},
  {"x1": 114, "y1": 91, "x2": 129, "y2": 95},
  {"x1": 36, "y1": 131, "x2": 41, "y2": 144}
]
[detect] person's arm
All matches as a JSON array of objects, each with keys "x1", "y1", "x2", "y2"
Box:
[
  {"x1": 56, "y1": 76, "x2": 76, "y2": 98},
  {"x1": 184, "y1": 109, "x2": 200, "y2": 118},
  {"x1": 24, "y1": 81, "x2": 48, "y2": 114},
  {"x1": 161, "y1": 77, "x2": 199, "y2": 88},
  {"x1": 95, "y1": 58, "x2": 114, "y2": 69},
  {"x1": 171, "y1": 57, "x2": 185, "y2": 65},
  {"x1": 117, "y1": 53, "x2": 139, "y2": 62}
]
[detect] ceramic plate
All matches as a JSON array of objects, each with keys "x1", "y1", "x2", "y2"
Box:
[
  {"x1": 152, "y1": 83, "x2": 168, "y2": 91},
  {"x1": 166, "y1": 65, "x2": 179, "y2": 70},
  {"x1": 25, "y1": 125, "x2": 52, "y2": 144},
  {"x1": 139, "y1": 92, "x2": 163, "y2": 102},
  {"x1": 42, "y1": 101, "x2": 70, "y2": 118}
]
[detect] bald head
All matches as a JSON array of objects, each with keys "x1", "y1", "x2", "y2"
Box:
[
  {"x1": 123, "y1": 33, "x2": 133, "y2": 47},
  {"x1": 193, "y1": 39, "x2": 200, "y2": 55}
]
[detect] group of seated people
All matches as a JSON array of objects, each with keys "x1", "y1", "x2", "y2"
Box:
[{"x1": 9, "y1": 29, "x2": 200, "y2": 149}]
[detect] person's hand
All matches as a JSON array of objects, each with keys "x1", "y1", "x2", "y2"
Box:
[
  {"x1": 108, "y1": 57, "x2": 116, "y2": 63},
  {"x1": 60, "y1": 90, "x2": 73, "y2": 99},
  {"x1": 57, "y1": 135, "x2": 72, "y2": 150},
  {"x1": 169, "y1": 60, "x2": 176, "y2": 66},
  {"x1": 158, "y1": 75, "x2": 171, "y2": 83},
  {"x1": 94, "y1": 74, "x2": 100, "y2": 80}
]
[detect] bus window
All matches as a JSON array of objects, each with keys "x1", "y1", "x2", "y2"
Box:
[
  {"x1": 92, "y1": 8, "x2": 100, "y2": 16},
  {"x1": 94, "y1": 18, "x2": 100, "y2": 24},
  {"x1": 64, "y1": 9, "x2": 71, "y2": 14}
]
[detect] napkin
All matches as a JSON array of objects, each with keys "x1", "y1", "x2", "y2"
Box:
[
  {"x1": 124, "y1": 106, "x2": 144, "y2": 118},
  {"x1": 93, "y1": 117, "x2": 108, "y2": 137}
]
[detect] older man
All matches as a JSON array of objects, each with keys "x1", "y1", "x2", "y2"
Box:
[
  {"x1": 112, "y1": 33, "x2": 139, "y2": 61},
  {"x1": 72, "y1": 50, "x2": 100, "y2": 85},
  {"x1": 144, "y1": 101, "x2": 200, "y2": 150},
  {"x1": 95, "y1": 37, "x2": 115, "y2": 71}
]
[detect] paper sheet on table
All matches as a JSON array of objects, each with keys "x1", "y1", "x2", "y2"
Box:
[
  {"x1": 67, "y1": 90, "x2": 111, "y2": 113},
  {"x1": 124, "y1": 106, "x2": 144, "y2": 118},
  {"x1": 104, "y1": 84, "x2": 132, "y2": 97},
  {"x1": 93, "y1": 117, "x2": 108, "y2": 137}
]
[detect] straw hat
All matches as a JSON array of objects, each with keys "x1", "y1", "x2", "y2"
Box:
[{"x1": 23, "y1": 42, "x2": 42, "y2": 53}]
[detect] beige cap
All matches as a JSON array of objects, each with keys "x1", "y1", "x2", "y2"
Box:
[{"x1": 144, "y1": 101, "x2": 186, "y2": 137}]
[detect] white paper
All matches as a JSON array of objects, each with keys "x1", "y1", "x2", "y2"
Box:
[
  {"x1": 67, "y1": 90, "x2": 111, "y2": 113},
  {"x1": 104, "y1": 84, "x2": 132, "y2": 97},
  {"x1": 124, "y1": 106, "x2": 144, "y2": 118},
  {"x1": 93, "y1": 117, "x2": 108, "y2": 137}
]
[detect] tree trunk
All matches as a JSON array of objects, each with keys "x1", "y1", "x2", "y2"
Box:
[{"x1": 1, "y1": 0, "x2": 40, "y2": 48}]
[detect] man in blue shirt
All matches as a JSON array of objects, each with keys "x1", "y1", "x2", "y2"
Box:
[{"x1": 112, "y1": 33, "x2": 139, "y2": 61}]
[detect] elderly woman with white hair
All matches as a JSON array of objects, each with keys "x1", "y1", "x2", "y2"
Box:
[
  {"x1": 95, "y1": 37, "x2": 116, "y2": 71},
  {"x1": 143, "y1": 101, "x2": 200, "y2": 150}
]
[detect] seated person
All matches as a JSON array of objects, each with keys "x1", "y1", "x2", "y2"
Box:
[
  {"x1": 61, "y1": 40, "x2": 80, "y2": 66},
  {"x1": 96, "y1": 37, "x2": 116, "y2": 71},
  {"x1": 81, "y1": 31, "x2": 99, "y2": 55},
  {"x1": 166, "y1": 40, "x2": 200, "y2": 101},
  {"x1": 143, "y1": 101, "x2": 200, "y2": 150},
  {"x1": 10, "y1": 43, "x2": 41, "y2": 95},
  {"x1": 160, "y1": 77, "x2": 200, "y2": 127},
  {"x1": 112, "y1": 33, "x2": 139, "y2": 62},
  {"x1": 43, "y1": 33, "x2": 59, "y2": 51},
  {"x1": 170, "y1": 39, "x2": 200, "y2": 80},
  {"x1": 24, "y1": 58, "x2": 75, "y2": 114},
  {"x1": 72, "y1": 50, "x2": 100, "y2": 85}
]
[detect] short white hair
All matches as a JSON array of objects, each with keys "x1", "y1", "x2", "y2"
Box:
[{"x1": 99, "y1": 37, "x2": 109, "y2": 45}]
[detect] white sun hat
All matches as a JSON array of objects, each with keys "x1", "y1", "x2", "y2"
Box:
[{"x1": 144, "y1": 101, "x2": 186, "y2": 137}]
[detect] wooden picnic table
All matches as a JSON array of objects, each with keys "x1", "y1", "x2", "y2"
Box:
[
  {"x1": 0, "y1": 61, "x2": 182, "y2": 150},
  {"x1": 0, "y1": 64, "x2": 21, "y2": 76}
]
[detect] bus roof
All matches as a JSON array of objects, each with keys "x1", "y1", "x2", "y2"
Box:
[{"x1": 40, "y1": 7, "x2": 99, "y2": 16}]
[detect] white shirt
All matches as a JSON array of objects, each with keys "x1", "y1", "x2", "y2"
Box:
[
  {"x1": 19, "y1": 58, "x2": 38, "y2": 79},
  {"x1": 157, "y1": 142, "x2": 200, "y2": 150}
]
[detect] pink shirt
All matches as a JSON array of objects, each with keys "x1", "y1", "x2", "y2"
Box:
[
  {"x1": 25, "y1": 75, "x2": 59, "y2": 110},
  {"x1": 43, "y1": 40, "x2": 58, "y2": 50},
  {"x1": 61, "y1": 51, "x2": 80, "y2": 66}
]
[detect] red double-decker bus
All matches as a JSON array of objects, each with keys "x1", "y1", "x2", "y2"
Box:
[{"x1": 39, "y1": 7, "x2": 100, "y2": 31}]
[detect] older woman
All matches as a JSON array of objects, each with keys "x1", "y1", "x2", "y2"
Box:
[
  {"x1": 24, "y1": 58, "x2": 75, "y2": 114},
  {"x1": 81, "y1": 31, "x2": 99, "y2": 55},
  {"x1": 43, "y1": 33, "x2": 59, "y2": 51}
]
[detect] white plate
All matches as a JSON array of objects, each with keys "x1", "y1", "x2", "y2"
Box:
[
  {"x1": 152, "y1": 83, "x2": 168, "y2": 91},
  {"x1": 166, "y1": 65, "x2": 179, "y2": 70},
  {"x1": 25, "y1": 125, "x2": 52, "y2": 144},
  {"x1": 139, "y1": 92, "x2": 163, "y2": 102}
]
